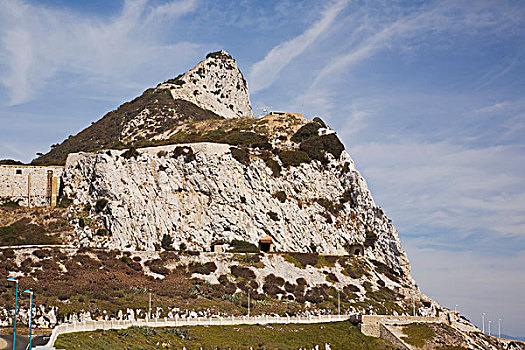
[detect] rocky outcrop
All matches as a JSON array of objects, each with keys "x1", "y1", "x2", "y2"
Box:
[
  {"x1": 62, "y1": 141, "x2": 411, "y2": 277},
  {"x1": 158, "y1": 50, "x2": 252, "y2": 119},
  {"x1": 32, "y1": 50, "x2": 251, "y2": 165}
]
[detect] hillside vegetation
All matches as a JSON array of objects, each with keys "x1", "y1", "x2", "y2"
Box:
[
  {"x1": 0, "y1": 244, "x2": 416, "y2": 326},
  {"x1": 32, "y1": 91, "x2": 220, "y2": 165}
]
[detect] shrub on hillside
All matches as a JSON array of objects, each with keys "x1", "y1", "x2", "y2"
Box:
[
  {"x1": 161, "y1": 234, "x2": 174, "y2": 250},
  {"x1": 188, "y1": 262, "x2": 217, "y2": 275},
  {"x1": 231, "y1": 265, "x2": 256, "y2": 280},
  {"x1": 0, "y1": 159, "x2": 24, "y2": 165},
  {"x1": 218, "y1": 275, "x2": 237, "y2": 294},
  {"x1": 344, "y1": 284, "x2": 360, "y2": 293},
  {"x1": 57, "y1": 195, "x2": 73, "y2": 208},
  {"x1": 230, "y1": 147, "x2": 250, "y2": 165},
  {"x1": 96, "y1": 228, "x2": 108, "y2": 236},
  {"x1": 292, "y1": 253, "x2": 319, "y2": 267},
  {"x1": 1, "y1": 200, "x2": 20, "y2": 208},
  {"x1": 305, "y1": 286, "x2": 328, "y2": 303},
  {"x1": 312, "y1": 117, "x2": 327, "y2": 128},
  {"x1": 300, "y1": 134, "x2": 344, "y2": 163},
  {"x1": 121, "y1": 147, "x2": 140, "y2": 159},
  {"x1": 222, "y1": 132, "x2": 270, "y2": 149},
  {"x1": 95, "y1": 198, "x2": 109, "y2": 212},
  {"x1": 146, "y1": 259, "x2": 170, "y2": 275},
  {"x1": 291, "y1": 123, "x2": 321, "y2": 143},
  {"x1": 278, "y1": 150, "x2": 310, "y2": 167},
  {"x1": 228, "y1": 239, "x2": 259, "y2": 253},
  {"x1": 370, "y1": 259, "x2": 400, "y2": 282},
  {"x1": 364, "y1": 230, "x2": 378, "y2": 247},
  {"x1": 263, "y1": 274, "x2": 285, "y2": 296},
  {"x1": 201, "y1": 129, "x2": 227, "y2": 142},
  {"x1": 325, "y1": 272, "x2": 339, "y2": 282},
  {"x1": 172, "y1": 146, "x2": 196, "y2": 163},
  {"x1": 265, "y1": 159, "x2": 281, "y2": 177},
  {"x1": 33, "y1": 249, "x2": 51, "y2": 259},
  {"x1": 267, "y1": 211, "x2": 279, "y2": 221},
  {"x1": 273, "y1": 191, "x2": 287, "y2": 203}
]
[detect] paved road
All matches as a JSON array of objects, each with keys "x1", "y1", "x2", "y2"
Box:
[
  {"x1": 0, "y1": 335, "x2": 28, "y2": 350},
  {"x1": 0, "y1": 335, "x2": 50, "y2": 350},
  {"x1": 0, "y1": 245, "x2": 74, "y2": 250}
]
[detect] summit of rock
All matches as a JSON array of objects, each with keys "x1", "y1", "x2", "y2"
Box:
[
  {"x1": 32, "y1": 50, "x2": 252, "y2": 165},
  {"x1": 158, "y1": 50, "x2": 252, "y2": 120}
]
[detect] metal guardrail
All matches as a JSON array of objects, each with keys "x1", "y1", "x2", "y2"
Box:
[{"x1": 45, "y1": 314, "x2": 348, "y2": 347}]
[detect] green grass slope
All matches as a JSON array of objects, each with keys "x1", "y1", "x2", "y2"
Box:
[{"x1": 55, "y1": 321, "x2": 395, "y2": 350}]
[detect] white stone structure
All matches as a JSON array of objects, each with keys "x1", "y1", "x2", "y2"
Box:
[{"x1": 0, "y1": 165, "x2": 63, "y2": 207}]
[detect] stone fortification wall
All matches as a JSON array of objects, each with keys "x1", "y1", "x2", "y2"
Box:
[{"x1": 0, "y1": 165, "x2": 63, "y2": 207}]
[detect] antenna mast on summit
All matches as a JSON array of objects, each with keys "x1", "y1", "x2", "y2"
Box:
[{"x1": 256, "y1": 106, "x2": 273, "y2": 117}]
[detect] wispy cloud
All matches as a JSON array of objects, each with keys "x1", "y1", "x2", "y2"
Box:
[
  {"x1": 406, "y1": 240, "x2": 525, "y2": 332},
  {"x1": 293, "y1": 1, "x2": 525, "y2": 115},
  {"x1": 351, "y1": 141, "x2": 525, "y2": 243},
  {"x1": 0, "y1": 0, "x2": 200, "y2": 105},
  {"x1": 464, "y1": 102, "x2": 510, "y2": 116},
  {"x1": 249, "y1": 0, "x2": 348, "y2": 92}
]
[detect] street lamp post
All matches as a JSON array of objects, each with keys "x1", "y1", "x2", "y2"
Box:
[
  {"x1": 482, "y1": 313, "x2": 486, "y2": 333},
  {"x1": 7, "y1": 277, "x2": 18, "y2": 350},
  {"x1": 148, "y1": 292, "x2": 152, "y2": 320},
  {"x1": 24, "y1": 290, "x2": 34, "y2": 350},
  {"x1": 337, "y1": 290, "x2": 340, "y2": 318},
  {"x1": 247, "y1": 290, "x2": 250, "y2": 317},
  {"x1": 488, "y1": 320, "x2": 492, "y2": 336},
  {"x1": 412, "y1": 292, "x2": 416, "y2": 316},
  {"x1": 498, "y1": 319, "x2": 501, "y2": 338}
]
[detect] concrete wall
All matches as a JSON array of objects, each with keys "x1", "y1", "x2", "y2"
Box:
[
  {"x1": 379, "y1": 324, "x2": 410, "y2": 350},
  {"x1": 360, "y1": 314, "x2": 444, "y2": 337},
  {"x1": 361, "y1": 315, "x2": 442, "y2": 326},
  {"x1": 0, "y1": 165, "x2": 63, "y2": 207}
]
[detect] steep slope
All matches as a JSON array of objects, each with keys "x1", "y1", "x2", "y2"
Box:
[
  {"x1": 61, "y1": 114, "x2": 411, "y2": 279},
  {"x1": 32, "y1": 51, "x2": 251, "y2": 165}
]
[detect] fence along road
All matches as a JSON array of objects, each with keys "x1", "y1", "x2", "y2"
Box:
[{"x1": 44, "y1": 314, "x2": 348, "y2": 348}]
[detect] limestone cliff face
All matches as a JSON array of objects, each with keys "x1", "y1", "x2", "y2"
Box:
[
  {"x1": 158, "y1": 50, "x2": 252, "y2": 120},
  {"x1": 62, "y1": 142, "x2": 411, "y2": 277}
]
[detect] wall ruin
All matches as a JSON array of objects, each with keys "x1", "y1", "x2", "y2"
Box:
[{"x1": 0, "y1": 165, "x2": 63, "y2": 207}]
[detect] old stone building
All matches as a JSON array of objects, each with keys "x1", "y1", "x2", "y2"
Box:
[{"x1": 0, "y1": 165, "x2": 63, "y2": 207}]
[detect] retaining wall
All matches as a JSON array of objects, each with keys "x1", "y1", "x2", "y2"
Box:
[{"x1": 360, "y1": 314, "x2": 444, "y2": 337}]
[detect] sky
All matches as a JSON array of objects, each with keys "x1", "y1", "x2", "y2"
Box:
[{"x1": 0, "y1": 0, "x2": 524, "y2": 337}]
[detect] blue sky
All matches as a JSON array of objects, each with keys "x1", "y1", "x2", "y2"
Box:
[{"x1": 1, "y1": 0, "x2": 524, "y2": 337}]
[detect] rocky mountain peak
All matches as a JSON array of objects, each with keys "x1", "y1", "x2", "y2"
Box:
[
  {"x1": 32, "y1": 51, "x2": 252, "y2": 165},
  {"x1": 158, "y1": 50, "x2": 252, "y2": 119}
]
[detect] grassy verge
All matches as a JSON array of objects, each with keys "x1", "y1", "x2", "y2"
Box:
[
  {"x1": 401, "y1": 322, "x2": 435, "y2": 347},
  {"x1": 55, "y1": 321, "x2": 395, "y2": 350}
]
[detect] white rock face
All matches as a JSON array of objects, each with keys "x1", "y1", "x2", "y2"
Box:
[
  {"x1": 62, "y1": 143, "x2": 411, "y2": 276},
  {"x1": 159, "y1": 50, "x2": 252, "y2": 119}
]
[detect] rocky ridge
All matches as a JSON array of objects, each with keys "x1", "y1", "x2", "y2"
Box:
[
  {"x1": 32, "y1": 51, "x2": 250, "y2": 165},
  {"x1": 158, "y1": 50, "x2": 252, "y2": 120}
]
